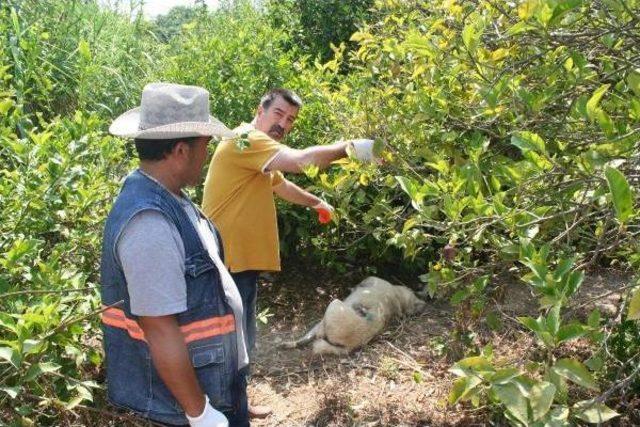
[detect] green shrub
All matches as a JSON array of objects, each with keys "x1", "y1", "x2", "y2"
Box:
[
  {"x1": 1, "y1": 0, "x2": 159, "y2": 120},
  {"x1": 0, "y1": 110, "x2": 132, "y2": 423}
]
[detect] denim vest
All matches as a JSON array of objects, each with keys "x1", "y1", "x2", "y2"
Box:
[{"x1": 100, "y1": 170, "x2": 241, "y2": 425}]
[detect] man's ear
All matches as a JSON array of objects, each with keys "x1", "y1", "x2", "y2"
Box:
[{"x1": 171, "y1": 139, "x2": 190, "y2": 159}]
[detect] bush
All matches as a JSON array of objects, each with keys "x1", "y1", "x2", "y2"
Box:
[
  {"x1": 157, "y1": 0, "x2": 299, "y2": 129},
  {"x1": 1, "y1": 0, "x2": 159, "y2": 121},
  {"x1": 265, "y1": 0, "x2": 376, "y2": 63},
  {"x1": 0, "y1": 110, "x2": 132, "y2": 423},
  {"x1": 287, "y1": 0, "x2": 639, "y2": 288}
]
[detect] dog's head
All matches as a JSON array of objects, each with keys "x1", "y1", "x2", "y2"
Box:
[{"x1": 396, "y1": 286, "x2": 427, "y2": 315}]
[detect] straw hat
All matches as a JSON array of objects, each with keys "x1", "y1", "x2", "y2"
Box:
[{"x1": 109, "y1": 82, "x2": 235, "y2": 139}]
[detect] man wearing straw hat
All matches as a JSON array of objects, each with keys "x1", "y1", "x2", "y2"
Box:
[{"x1": 102, "y1": 82, "x2": 249, "y2": 426}]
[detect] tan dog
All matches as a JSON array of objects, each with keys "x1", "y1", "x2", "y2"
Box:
[{"x1": 281, "y1": 276, "x2": 426, "y2": 355}]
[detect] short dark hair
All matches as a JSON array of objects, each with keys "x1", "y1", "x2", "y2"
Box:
[
  {"x1": 134, "y1": 137, "x2": 199, "y2": 161},
  {"x1": 259, "y1": 88, "x2": 303, "y2": 110}
]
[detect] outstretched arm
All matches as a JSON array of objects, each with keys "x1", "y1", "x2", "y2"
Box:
[{"x1": 265, "y1": 141, "x2": 349, "y2": 173}]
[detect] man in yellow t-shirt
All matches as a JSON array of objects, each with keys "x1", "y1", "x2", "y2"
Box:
[{"x1": 201, "y1": 88, "x2": 378, "y2": 418}]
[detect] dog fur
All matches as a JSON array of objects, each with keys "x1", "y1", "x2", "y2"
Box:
[{"x1": 281, "y1": 276, "x2": 426, "y2": 355}]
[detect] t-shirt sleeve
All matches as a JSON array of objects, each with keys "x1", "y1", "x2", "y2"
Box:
[
  {"x1": 233, "y1": 131, "x2": 285, "y2": 173},
  {"x1": 270, "y1": 171, "x2": 285, "y2": 187},
  {"x1": 116, "y1": 210, "x2": 187, "y2": 316}
]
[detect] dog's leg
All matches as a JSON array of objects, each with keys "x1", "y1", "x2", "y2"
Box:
[
  {"x1": 279, "y1": 321, "x2": 323, "y2": 349},
  {"x1": 312, "y1": 339, "x2": 349, "y2": 356}
]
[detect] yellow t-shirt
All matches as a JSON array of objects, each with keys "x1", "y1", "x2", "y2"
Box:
[{"x1": 202, "y1": 123, "x2": 285, "y2": 273}]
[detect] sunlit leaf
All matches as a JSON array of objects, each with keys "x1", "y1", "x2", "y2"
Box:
[
  {"x1": 530, "y1": 381, "x2": 556, "y2": 421},
  {"x1": 628, "y1": 288, "x2": 640, "y2": 320},
  {"x1": 573, "y1": 401, "x2": 620, "y2": 423},
  {"x1": 493, "y1": 382, "x2": 529, "y2": 425},
  {"x1": 552, "y1": 359, "x2": 598, "y2": 391},
  {"x1": 605, "y1": 166, "x2": 633, "y2": 223},
  {"x1": 627, "y1": 69, "x2": 640, "y2": 97},
  {"x1": 586, "y1": 84, "x2": 610, "y2": 120},
  {"x1": 511, "y1": 131, "x2": 546, "y2": 154},
  {"x1": 78, "y1": 39, "x2": 91, "y2": 61}
]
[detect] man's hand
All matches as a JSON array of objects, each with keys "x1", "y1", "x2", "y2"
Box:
[
  {"x1": 312, "y1": 200, "x2": 334, "y2": 224},
  {"x1": 137, "y1": 315, "x2": 208, "y2": 419},
  {"x1": 186, "y1": 395, "x2": 229, "y2": 427},
  {"x1": 346, "y1": 139, "x2": 380, "y2": 163}
]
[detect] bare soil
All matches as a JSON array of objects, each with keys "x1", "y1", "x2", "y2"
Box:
[
  {"x1": 59, "y1": 267, "x2": 635, "y2": 426},
  {"x1": 246, "y1": 267, "x2": 635, "y2": 427}
]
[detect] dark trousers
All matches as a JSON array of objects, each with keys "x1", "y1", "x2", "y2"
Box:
[{"x1": 231, "y1": 270, "x2": 260, "y2": 366}]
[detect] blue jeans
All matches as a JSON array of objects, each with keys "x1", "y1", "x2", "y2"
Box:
[{"x1": 231, "y1": 270, "x2": 259, "y2": 365}]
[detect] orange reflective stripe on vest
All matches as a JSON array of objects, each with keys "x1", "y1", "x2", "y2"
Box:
[{"x1": 101, "y1": 306, "x2": 235, "y2": 343}]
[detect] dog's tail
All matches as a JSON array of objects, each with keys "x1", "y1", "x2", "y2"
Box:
[{"x1": 279, "y1": 321, "x2": 322, "y2": 349}]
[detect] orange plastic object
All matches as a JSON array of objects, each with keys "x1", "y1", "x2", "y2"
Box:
[{"x1": 315, "y1": 208, "x2": 332, "y2": 224}]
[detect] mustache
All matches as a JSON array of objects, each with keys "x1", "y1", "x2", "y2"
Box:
[{"x1": 268, "y1": 124, "x2": 284, "y2": 137}]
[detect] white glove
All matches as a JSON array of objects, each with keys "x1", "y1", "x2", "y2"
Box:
[
  {"x1": 186, "y1": 395, "x2": 229, "y2": 427},
  {"x1": 346, "y1": 138, "x2": 378, "y2": 162}
]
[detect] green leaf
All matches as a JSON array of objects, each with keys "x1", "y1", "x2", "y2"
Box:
[
  {"x1": 564, "y1": 270, "x2": 584, "y2": 298},
  {"x1": 550, "y1": 0, "x2": 583, "y2": 25},
  {"x1": 485, "y1": 311, "x2": 503, "y2": 331},
  {"x1": 65, "y1": 395, "x2": 85, "y2": 410},
  {"x1": 25, "y1": 361, "x2": 63, "y2": 382},
  {"x1": 628, "y1": 288, "x2": 640, "y2": 320},
  {"x1": 0, "y1": 346, "x2": 20, "y2": 368},
  {"x1": 78, "y1": 39, "x2": 91, "y2": 61},
  {"x1": 605, "y1": 166, "x2": 633, "y2": 223},
  {"x1": 488, "y1": 367, "x2": 521, "y2": 385},
  {"x1": 302, "y1": 164, "x2": 319, "y2": 179},
  {"x1": 546, "y1": 305, "x2": 561, "y2": 335},
  {"x1": 493, "y1": 382, "x2": 530, "y2": 425},
  {"x1": 39, "y1": 361, "x2": 62, "y2": 375},
  {"x1": 506, "y1": 22, "x2": 537, "y2": 36},
  {"x1": 518, "y1": 316, "x2": 543, "y2": 333},
  {"x1": 585, "y1": 355, "x2": 604, "y2": 371},
  {"x1": 395, "y1": 176, "x2": 424, "y2": 210},
  {"x1": 21, "y1": 339, "x2": 44, "y2": 356},
  {"x1": 450, "y1": 289, "x2": 469, "y2": 305},
  {"x1": 396, "y1": 176, "x2": 417, "y2": 198},
  {"x1": 587, "y1": 309, "x2": 601, "y2": 327},
  {"x1": 235, "y1": 133, "x2": 250, "y2": 150},
  {"x1": 540, "y1": 405, "x2": 570, "y2": 426},
  {"x1": 462, "y1": 24, "x2": 476, "y2": 49},
  {"x1": 0, "y1": 313, "x2": 16, "y2": 333},
  {"x1": 628, "y1": 69, "x2": 640, "y2": 97},
  {"x1": 457, "y1": 356, "x2": 493, "y2": 370},
  {"x1": 372, "y1": 139, "x2": 384, "y2": 157},
  {"x1": 449, "y1": 375, "x2": 482, "y2": 404},
  {"x1": 521, "y1": 259, "x2": 548, "y2": 282},
  {"x1": 552, "y1": 359, "x2": 598, "y2": 391},
  {"x1": 511, "y1": 131, "x2": 546, "y2": 154},
  {"x1": 556, "y1": 323, "x2": 589, "y2": 343},
  {"x1": 573, "y1": 401, "x2": 620, "y2": 423},
  {"x1": 553, "y1": 258, "x2": 574, "y2": 281},
  {"x1": 0, "y1": 386, "x2": 20, "y2": 399},
  {"x1": 0, "y1": 98, "x2": 13, "y2": 115},
  {"x1": 586, "y1": 84, "x2": 610, "y2": 120},
  {"x1": 530, "y1": 381, "x2": 556, "y2": 421}
]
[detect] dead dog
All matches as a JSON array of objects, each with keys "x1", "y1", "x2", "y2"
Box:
[{"x1": 280, "y1": 276, "x2": 426, "y2": 355}]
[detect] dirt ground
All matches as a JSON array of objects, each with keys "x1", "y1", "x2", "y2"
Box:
[
  {"x1": 245, "y1": 267, "x2": 636, "y2": 427},
  {"x1": 53, "y1": 267, "x2": 635, "y2": 426}
]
